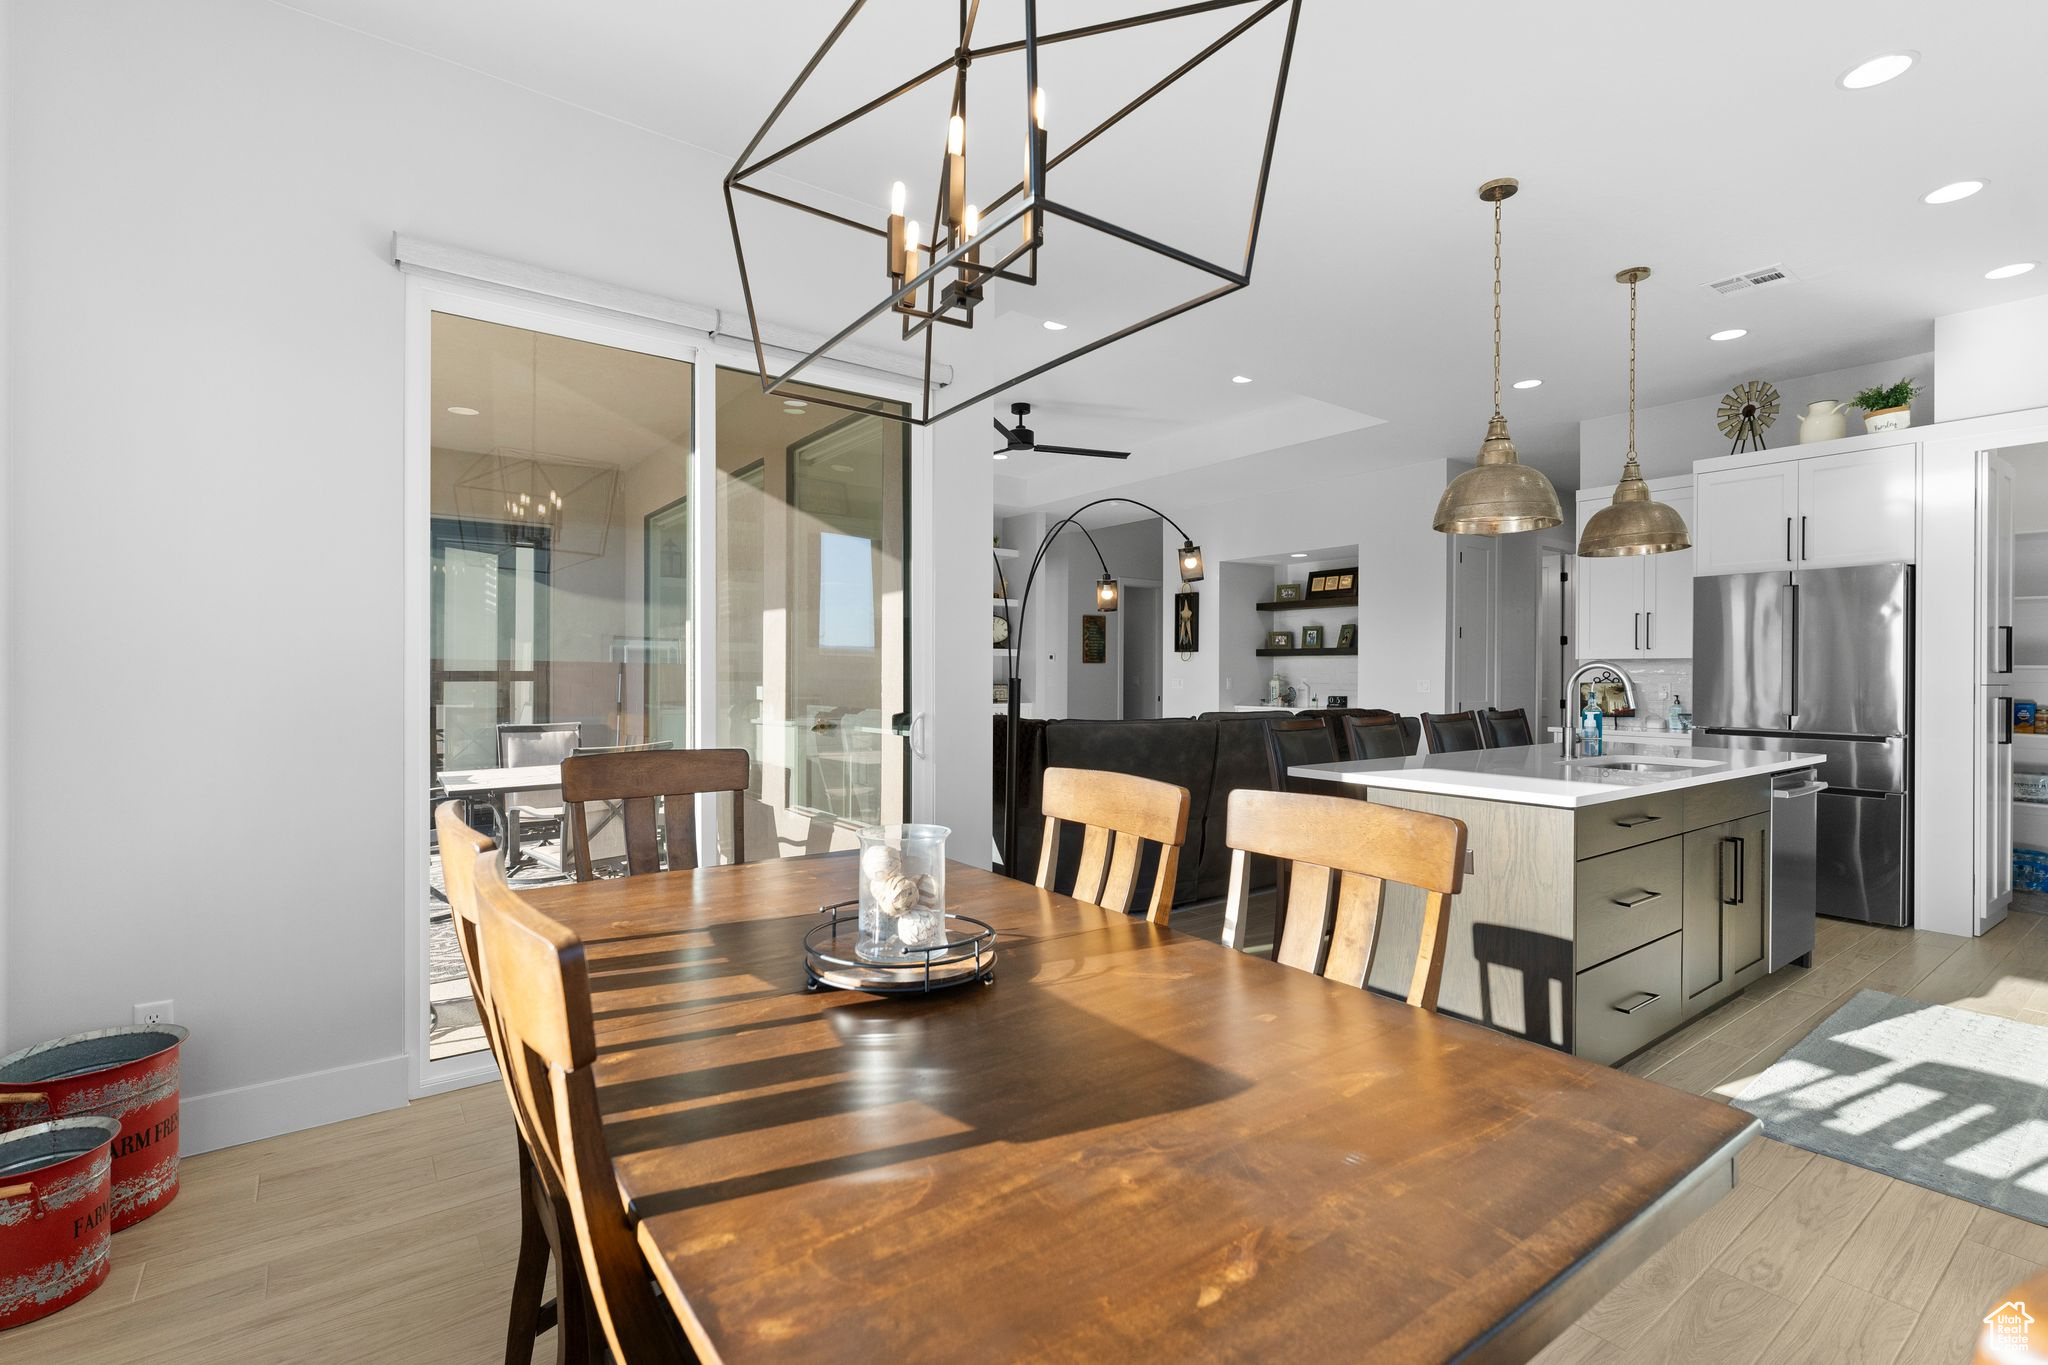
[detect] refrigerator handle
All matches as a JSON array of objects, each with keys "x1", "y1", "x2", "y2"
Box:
[{"x1": 1786, "y1": 581, "x2": 1800, "y2": 723}]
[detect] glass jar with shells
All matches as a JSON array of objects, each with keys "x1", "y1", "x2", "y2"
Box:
[{"x1": 855, "y1": 824, "x2": 951, "y2": 962}]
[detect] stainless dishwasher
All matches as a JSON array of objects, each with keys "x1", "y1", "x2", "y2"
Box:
[{"x1": 1768, "y1": 771, "x2": 1825, "y2": 970}]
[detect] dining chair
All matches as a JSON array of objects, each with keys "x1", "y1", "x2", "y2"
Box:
[
  {"x1": 1481, "y1": 707, "x2": 1535, "y2": 747},
  {"x1": 1340, "y1": 712, "x2": 1412, "y2": 761},
  {"x1": 1035, "y1": 766, "x2": 1191, "y2": 923},
  {"x1": 1419, "y1": 710, "x2": 1487, "y2": 753},
  {"x1": 1221, "y1": 789, "x2": 1467, "y2": 1010},
  {"x1": 476, "y1": 871, "x2": 692, "y2": 1365},
  {"x1": 434, "y1": 802, "x2": 591, "y2": 1365},
  {"x1": 558, "y1": 748, "x2": 751, "y2": 880},
  {"x1": 497, "y1": 722, "x2": 584, "y2": 869}
]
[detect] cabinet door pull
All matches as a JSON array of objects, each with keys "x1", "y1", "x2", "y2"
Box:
[
  {"x1": 1645, "y1": 611, "x2": 1653, "y2": 650},
  {"x1": 1613, "y1": 991, "x2": 1661, "y2": 1015},
  {"x1": 1786, "y1": 516, "x2": 1793, "y2": 563},
  {"x1": 1610, "y1": 889, "x2": 1662, "y2": 908},
  {"x1": 1719, "y1": 835, "x2": 1741, "y2": 906},
  {"x1": 2002, "y1": 624, "x2": 2015, "y2": 675},
  {"x1": 2001, "y1": 694, "x2": 2015, "y2": 747},
  {"x1": 1800, "y1": 514, "x2": 1809, "y2": 561},
  {"x1": 1633, "y1": 612, "x2": 1641, "y2": 650},
  {"x1": 1614, "y1": 813, "x2": 1662, "y2": 828}
]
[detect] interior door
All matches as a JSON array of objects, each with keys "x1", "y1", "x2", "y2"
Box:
[
  {"x1": 1981, "y1": 453, "x2": 2016, "y2": 684},
  {"x1": 1122, "y1": 585, "x2": 1161, "y2": 719},
  {"x1": 1452, "y1": 538, "x2": 1496, "y2": 709}
]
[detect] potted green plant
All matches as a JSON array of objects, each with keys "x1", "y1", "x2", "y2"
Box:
[{"x1": 1851, "y1": 378, "x2": 1920, "y2": 434}]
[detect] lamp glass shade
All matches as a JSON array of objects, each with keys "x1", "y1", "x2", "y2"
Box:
[
  {"x1": 1095, "y1": 575, "x2": 1121, "y2": 610},
  {"x1": 1178, "y1": 539, "x2": 1205, "y2": 582},
  {"x1": 1433, "y1": 417, "x2": 1564, "y2": 535},
  {"x1": 1577, "y1": 457, "x2": 1691, "y2": 556}
]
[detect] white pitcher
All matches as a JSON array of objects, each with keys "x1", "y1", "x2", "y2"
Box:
[{"x1": 1797, "y1": 399, "x2": 1849, "y2": 444}]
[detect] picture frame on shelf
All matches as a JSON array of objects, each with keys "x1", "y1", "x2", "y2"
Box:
[
  {"x1": 1308, "y1": 566, "x2": 1359, "y2": 599},
  {"x1": 993, "y1": 682, "x2": 1009, "y2": 703},
  {"x1": 1337, "y1": 623, "x2": 1356, "y2": 649},
  {"x1": 1275, "y1": 582, "x2": 1303, "y2": 602},
  {"x1": 1265, "y1": 630, "x2": 1294, "y2": 650},
  {"x1": 1302, "y1": 625, "x2": 1325, "y2": 650}
]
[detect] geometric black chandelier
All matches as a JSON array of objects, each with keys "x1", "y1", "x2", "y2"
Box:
[{"x1": 724, "y1": 0, "x2": 1302, "y2": 426}]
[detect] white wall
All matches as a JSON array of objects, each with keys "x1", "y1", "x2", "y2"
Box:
[
  {"x1": 1579, "y1": 353, "x2": 1936, "y2": 487},
  {"x1": 1050, "y1": 519, "x2": 1160, "y2": 720},
  {"x1": 0, "y1": 0, "x2": 11, "y2": 1051},
  {"x1": 1160, "y1": 458, "x2": 1456, "y2": 715},
  {"x1": 3, "y1": 0, "x2": 979, "y2": 1146},
  {"x1": 1937, "y1": 294, "x2": 2048, "y2": 423}
]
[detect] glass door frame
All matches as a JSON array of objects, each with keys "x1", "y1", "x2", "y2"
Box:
[{"x1": 402, "y1": 269, "x2": 934, "y2": 1096}]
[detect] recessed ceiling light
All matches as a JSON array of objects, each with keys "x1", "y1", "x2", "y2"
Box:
[
  {"x1": 1709, "y1": 328, "x2": 1748, "y2": 341},
  {"x1": 1923, "y1": 180, "x2": 1985, "y2": 204},
  {"x1": 446, "y1": 406, "x2": 480, "y2": 416},
  {"x1": 1986, "y1": 262, "x2": 2038, "y2": 280},
  {"x1": 1231, "y1": 375, "x2": 1252, "y2": 384},
  {"x1": 1289, "y1": 552, "x2": 1307, "y2": 559},
  {"x1": 1512, "y1": 378, "x2": 1542, "y2": 389},
  {"x1": 1838, "y1": 52, "x2": 1916, "y2": 89},
  {"x1": 1042, "y1": 320, "x2": 1067, "y2": 331},
  {"x1": 993, "y1": 451, "x2": 1009, "y2": 460}
]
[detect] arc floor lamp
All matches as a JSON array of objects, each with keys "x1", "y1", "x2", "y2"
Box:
[{"x1": 998, "y1": 498, "x2": 1203, "y2": 876}]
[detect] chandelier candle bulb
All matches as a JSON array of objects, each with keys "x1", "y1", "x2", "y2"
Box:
[
  {"x1": 887, "y1": 181, "x2": 907, "y2": 279},
  {"x1": 946, "y1": 114, "x2": 967, "y2": 228}
]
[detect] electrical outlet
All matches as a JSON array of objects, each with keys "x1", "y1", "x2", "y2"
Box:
[{"x1": 134, "y1": 1000, "x2": 175, "y2": 1028}]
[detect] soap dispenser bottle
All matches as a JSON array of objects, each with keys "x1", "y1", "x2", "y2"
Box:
[
  {"x1": 1580, "y1": 698, "x2": 1604, "y2": 755},
  {"x1": 1668, "y1": 693, "x2": 1686, "y2": 733}
]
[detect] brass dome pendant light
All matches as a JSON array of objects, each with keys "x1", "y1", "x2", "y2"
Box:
[
  {"x1": 1579, "y1": 267, "x2": 1692, "y2": 556},
  {"x1": 1434, "y1": 178, "x2": 1563, "y2": 536}
]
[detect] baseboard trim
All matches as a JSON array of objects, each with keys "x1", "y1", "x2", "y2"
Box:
[{"x1": 181, "y1": 1054, "x2": 410, "y2": 1156}]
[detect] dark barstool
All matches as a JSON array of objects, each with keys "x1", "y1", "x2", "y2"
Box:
[
  {"x1": 1481, "y1": 707, "x2": 1535, "y2": 747},
  {"x1": 1341, "y1": 712, "x2": 1412, "y2": 760},
  {"x1": 1261, "y1": 718, "x2": 1342, "y2": 961},
  {"x1": 1420, "y1": 711, "x2": 1486, "y2": 753}
]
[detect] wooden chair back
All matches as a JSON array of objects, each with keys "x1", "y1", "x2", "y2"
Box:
[
  {"x1": 476, "y1": 875, "x2": 682, "y2": 1364},
  {"x1": 559, "y1": 748, "x2": 750, "y2": 879},
  {"x1": 1035, "y1": 767, "x2": 1191, "y2": 923},
  {"x1": 1482, "y1": 707, "x2": 1535, "y2": 747},
  {"x1": 1262, "y1": 716, "x2": 1340, "y2": 791},
  {"x1": 1223, "y1": 789, "x2": 1467, "y2": 1009},
  {"x1": 1420, "y1": 711, "x2": 1486, "y2": 753},
  {"x1": 1341, "y1": 712, "x2": 1411, "y2": 761}
]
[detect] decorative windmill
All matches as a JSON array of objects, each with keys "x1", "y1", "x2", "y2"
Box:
[{"x1": 1717, "y1": 379, "x2": 1781, "y2": 454}]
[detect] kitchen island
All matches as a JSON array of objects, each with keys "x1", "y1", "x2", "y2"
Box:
[{"x1": 1282, "y1": 742, "x2": 1825, "y2": 1064}]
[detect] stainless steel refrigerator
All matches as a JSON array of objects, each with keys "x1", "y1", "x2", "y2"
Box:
[{"x1": 1694, "y1": 562, "x2": 1912, "y2": 926}]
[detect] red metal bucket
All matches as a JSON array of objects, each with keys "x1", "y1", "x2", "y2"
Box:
[
  {"x1": 0, "y1": 1026, "x2": 189, "y2": 1230},
  {"x1": 0, "y1": 1116, "x2": 121, "y2": 1330}
]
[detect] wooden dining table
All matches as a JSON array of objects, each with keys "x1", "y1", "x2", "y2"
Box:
[{"x1": 524, "y1": 853, "x2": 1758, "y2": 1364}]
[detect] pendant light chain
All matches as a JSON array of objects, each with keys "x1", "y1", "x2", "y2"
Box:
[
  {"x1": 1491, "y1": 194, "x2": 1504, "y2": 418},
  {"x1": 1626, "y1": 272, "x2": 1637, "y2": 461}
]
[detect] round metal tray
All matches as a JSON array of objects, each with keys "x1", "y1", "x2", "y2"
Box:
[{"x1": 804, "y1": 905, "x2": 997, "y2": 995}]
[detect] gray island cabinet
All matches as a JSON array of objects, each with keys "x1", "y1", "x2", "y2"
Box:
[{"x1": 1289, "y1": 743, "x2": 1821, "y2": 1064}]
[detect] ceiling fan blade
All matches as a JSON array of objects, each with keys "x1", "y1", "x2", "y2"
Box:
[
  {"x1": 1032, "y1": 444, "x2": 1130, "y2": 460},
  {"x1": 993, "y1": 418, "x2": 1015, "y2": 441}
]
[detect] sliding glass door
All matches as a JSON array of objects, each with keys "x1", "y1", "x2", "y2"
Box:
[{"x1": 419, "y1": 306, "x2": 912, "y2": 1066}]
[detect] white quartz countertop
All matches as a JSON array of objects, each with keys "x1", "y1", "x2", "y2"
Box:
[{"x1": 1291, "y1": 742, "x2": 1826, "y2": 809}]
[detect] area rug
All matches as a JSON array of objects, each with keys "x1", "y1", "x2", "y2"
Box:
[{"x1": 1733, "y1": 989, "x2": 2048, "y2": 1226}]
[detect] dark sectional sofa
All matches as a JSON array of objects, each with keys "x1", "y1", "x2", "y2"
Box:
[{"x1": 994, "y1": 708, "x2": 1420, "y2": 908}]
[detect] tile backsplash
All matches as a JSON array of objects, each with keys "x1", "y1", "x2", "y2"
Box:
[{"x1": 1576, "y1": 659, "x2": 1693, "y2": 726}]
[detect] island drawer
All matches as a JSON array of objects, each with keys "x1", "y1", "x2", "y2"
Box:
[
  {"x1": 1575, "y1": 838, "x2": 1684, "y2": 971},
  {"x1": 1575, "y1": 931, "x2": 1682, "y2": 1066},
  {"x1": 1683, "y1": 775, "x2": 1770, "y2": 829},
  {"x1": 1576, "y1": 791, "x2": 1686, "y2": 859}
]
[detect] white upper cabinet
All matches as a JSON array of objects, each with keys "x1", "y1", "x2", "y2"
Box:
[
  {"x1": 1573, "y1": 483, "x2": 1695, "y2": 660},
  {"x1": 1796, "y1": 445, "x2": 1917, "y2": 568},
  {"x1": 1692, "y1": 463, "x2": 1799, "y2": 574},
  {"x1": 1694, "y1": 445, "x2": 1915, "y2": 575}
]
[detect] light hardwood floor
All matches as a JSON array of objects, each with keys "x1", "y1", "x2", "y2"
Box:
[{"x1": 11, "y1": 900, "x2": 2046, "y2": 1363}]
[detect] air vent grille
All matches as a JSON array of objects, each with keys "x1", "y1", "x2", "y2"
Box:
[{"x1": 1705, "y1": 264, "x2": 1794, "y2": 295}]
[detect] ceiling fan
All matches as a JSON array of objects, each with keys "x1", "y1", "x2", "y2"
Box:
[{"x1": 993, "y1": 402, "x2": 1129, "y2": 460}]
